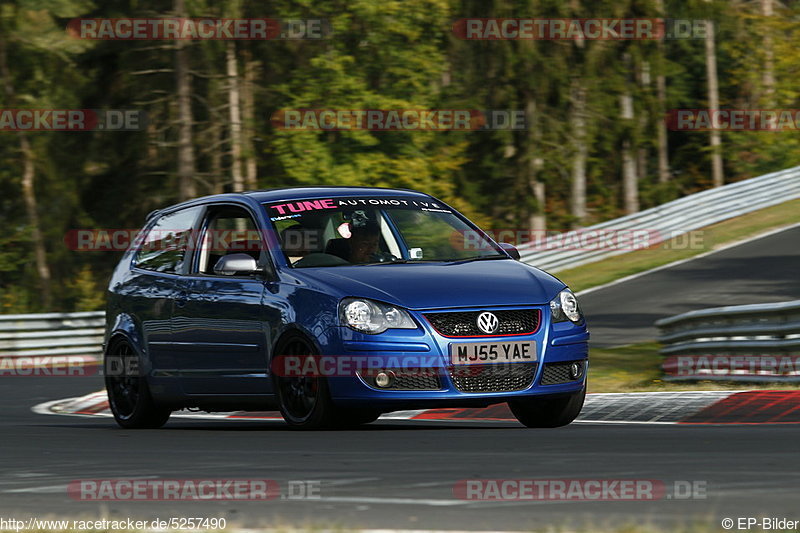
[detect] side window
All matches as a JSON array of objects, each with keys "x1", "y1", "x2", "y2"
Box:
[
  {"x1": 197, "y1": 207, "x2": 263, "y2": 275},
  {"x1": 272, "y1": 215, "x2": 333, "y2": 265},
  {"x1": 135, "y1": 206, "x2": 202, "y2": 274}
]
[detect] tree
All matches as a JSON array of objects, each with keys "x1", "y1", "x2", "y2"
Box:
[
  {"x1": 0, "y1": 0, "x2": 93, "y2": 310},
  {"x1": 704, "y1": 1, "x2": 724, "y2": 187},
  {"x1": 174, "y1": 0, "x2": 197, "y2": 200}
]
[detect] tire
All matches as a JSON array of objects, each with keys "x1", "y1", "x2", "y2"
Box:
[
  {"x1": 105, "y1": 339, "x2": 171, "y2": 429},
  {"x1": 273, "y1": 335, "x2": 383, "y2": 429},
  {"x1": 272, "y1": 335, "x2": 341, "y2": 430},
  {"x1": 508, "y1": 386, "x2": 586, "y2": 428}
]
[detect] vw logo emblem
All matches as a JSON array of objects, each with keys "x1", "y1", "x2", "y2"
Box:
[{"x1": 476, "y1": 312, "x2": 499, "y2": 334}]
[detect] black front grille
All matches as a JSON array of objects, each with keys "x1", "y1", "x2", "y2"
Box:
[
  {"x1": 358, "y1": 368, "x2": 442, "y2": 390},
  {"x1": 540, "y1": 360, "x2": 585, "y2": 385},
  {"x1": 448, "y1": 363, "x2": 538, "y2": 393},
  {"x1": 425, "y1": 309, "x2": 540, "y2": 337}
]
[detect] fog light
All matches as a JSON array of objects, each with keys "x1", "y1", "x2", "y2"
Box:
[
  {"x1": 374, "y1": 370, "x2": 395, "y2": 388},
  {"x1": 569, "y1": 362, "x2": 583, "y2": 380}
]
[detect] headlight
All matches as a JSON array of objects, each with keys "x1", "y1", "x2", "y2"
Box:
[
  {"x1": 339, "y1": 298, "x2": 416, "y2": 334},
  {"x1": 549, "y1": 289, "x2": 582, "y2": 323}
]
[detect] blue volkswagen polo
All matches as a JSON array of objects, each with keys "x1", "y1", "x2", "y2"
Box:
[{"x1": 104, "y1": 187, "x2": 589, "y2": 429}]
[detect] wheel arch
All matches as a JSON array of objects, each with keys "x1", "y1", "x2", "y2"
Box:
[
  {"x1": 104, "y1": 313, "x2": 153, "y2": 376},
  {"x1": 272, "y1": 325, "x2": 321, "y2": 356}
]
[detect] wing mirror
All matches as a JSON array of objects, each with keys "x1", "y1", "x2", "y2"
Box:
[
  {"x1": 498, "y1": 242, "x2": 521, "y2": 260},
  {"x1": 213, "y1": 253, "x2": 259, "y2": 276}
]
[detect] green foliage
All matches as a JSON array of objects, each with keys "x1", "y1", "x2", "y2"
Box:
[
  {"x1": 66, "y1": 264, "x2": 105, "y2": 311},
  {"x1": 0, "y1": 0, "x2": 796, "y2": 312}
]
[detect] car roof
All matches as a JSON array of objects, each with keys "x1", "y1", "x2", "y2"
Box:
[
  {"x1": 243, "y1": 186, "x2": 434, "y2": 203},
  {"x1": 147, "y1": 186, "x2": 436, "y2": 221}
]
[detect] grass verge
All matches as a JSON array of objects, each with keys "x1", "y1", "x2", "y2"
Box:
[
  {"x1": 588, "y1": 342, "x2": 800, "y2": 393},
  {"x1": 556, "y1": 198, "x2": 800, "y2": 293}
]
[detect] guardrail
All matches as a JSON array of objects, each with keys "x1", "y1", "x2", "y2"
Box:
[
  {"x1": 656, "y1": 301, "x2": 800, "y2": 381},
  {"x1": 0, "y1": 311, "x2": 104, "y2": 360},
  {"x1": 518, "y1": 165, "x2": 800, "y2": 272}
]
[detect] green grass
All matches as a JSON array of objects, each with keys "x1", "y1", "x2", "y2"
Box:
[
  {"x1": 557, "y1": 198, "x2": 800, "y2": 293},
  {"x1": 588, "y1": 342, "x2": 800, "y2": 393}
]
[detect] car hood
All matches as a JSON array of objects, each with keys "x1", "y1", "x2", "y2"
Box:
[{"x1": 287, "y1": 259, "x2": 565, "y2": 310}]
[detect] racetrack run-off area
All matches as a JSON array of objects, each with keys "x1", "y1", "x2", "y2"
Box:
[{"x1": 35, "y1": 388, "x2": 800, "y2": 425}]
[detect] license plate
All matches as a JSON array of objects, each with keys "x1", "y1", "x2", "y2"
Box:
[{"x1": 449, "y1": 340, "x2": 537, "y2": 365}]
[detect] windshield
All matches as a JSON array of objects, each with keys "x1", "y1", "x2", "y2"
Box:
[{"x1": 264, "y1": 196, "x2": 505, "y2": 268}]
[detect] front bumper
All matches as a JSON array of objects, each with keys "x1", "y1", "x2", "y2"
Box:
[{"x1": 322, "y1": 305, "x2": 589, "y2": 409}]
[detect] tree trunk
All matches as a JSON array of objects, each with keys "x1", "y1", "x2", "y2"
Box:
[
  {"x1": 524, "y1": 96, "x2": 545, "y2": 232},
  {"x1": 570, "y1": 81, "x2": 588, "y2": 227},
  {"x1": 621, "y1": 139, "x2": 639, "y2": 214},
  {"x1": 620, "y1": 54, "x2": 639, "y2": 214},
  {"x1": 704, "y1": 15, "x2": 724, "y2": 187},
  {"x1": 529, "y1": 177, "x2": 546, "y2": 233},
  {"x1": 0, "y1": 28, "x2": 52, "y2": 309},
  {"x1": 20, "y1": 136, "x2": 52, "y2": 309},
  {"x1": 655, "y1": 0, "x2": 671, "y2": 183},
  {"x1": 210, "y1": 117, "x2": 223, "y2": 194},
  {"x1": 174, "y1": 0, "x2": 196, "y2": 200},
  {"x1": 656, "y1": 67, "x2": 670, "y2": 183},
  {"x1": 242, "y1": 50, "x2": 258, "y2": 190},
  {"x1": 761, "y1": 0, "x2": 775, "y2": 106},
  {"x1": 226, "y1": 41, "x2": 244, "y2": 192},
  {"x1": 636, "y1": 60, "x2": 650, "y2": 186}
]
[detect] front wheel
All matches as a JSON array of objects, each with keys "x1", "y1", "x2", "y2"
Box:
[
  {"x1": 508, "y1": 386, "x2": 585, "y2": 428},
  {"x1": 105, "y1": 340, "x2": 171, "y2": 429},
  {"x1": 273, "y1": 336, "x2": 379, "y2": 430}
]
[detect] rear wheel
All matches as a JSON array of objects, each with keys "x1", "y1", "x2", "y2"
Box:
[
  {"x1": 508, "y1": 386, "x2": 585, "y2": 428},
  {"x1": 105, "y1": 339, "x2": 171, "y2": 429}
]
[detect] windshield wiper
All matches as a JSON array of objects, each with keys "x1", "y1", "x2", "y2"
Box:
[
  {"x1": 360, "y1": 255, "x2": 507, "y2": 266},
  {"x1": 360, "y1": 258, "x2": 450, "y2": 266},
  {"x1": 447, "y1": 254, "x2": 509, "y2": 264},
  {"x1": 359, "y1": 258, "x2": 411, "y2": 266}
]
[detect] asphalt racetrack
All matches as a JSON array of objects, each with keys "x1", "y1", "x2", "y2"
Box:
[
  {"x1": 1, "y1": 377, "x2": 798, "y2": 531},
  {"x1": 2, "y1": 226, "x2": 799, "y2": 531},
  {"x1": 580, "y1": 224, "x2": 800, "y2": 347}
]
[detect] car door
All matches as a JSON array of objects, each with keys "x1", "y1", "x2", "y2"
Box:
[
  {"x1": 129, "y1": 206, "x2": 204, "y2": 374},
  {"x1": 171, "y1": 203, "x2": 280, "y2": 395}
]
